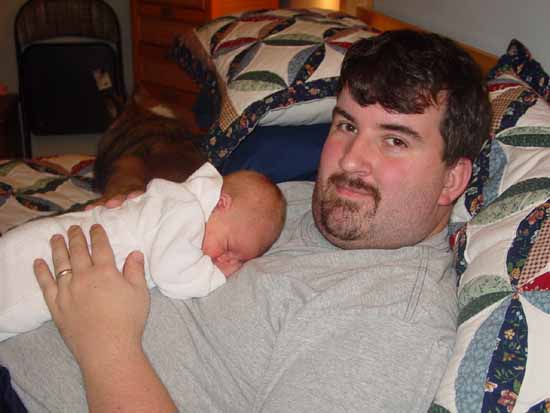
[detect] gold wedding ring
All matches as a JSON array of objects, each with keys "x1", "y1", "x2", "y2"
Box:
[{"x1": 55, "y1": 268, "x2": 72, "y2": 280}]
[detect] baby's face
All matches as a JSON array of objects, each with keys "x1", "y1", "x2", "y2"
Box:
[{"x1": 202, "y1": 221, "x2": 265, "y2": 277}]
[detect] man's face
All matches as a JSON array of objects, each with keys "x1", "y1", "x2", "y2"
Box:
[{"x1": 313, "y1": 86, "x2": 458, "y2": 249}]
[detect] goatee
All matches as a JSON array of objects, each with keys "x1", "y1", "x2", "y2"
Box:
[{"x1": 318, "y1": 173, "x2": 380, "y2": 241}]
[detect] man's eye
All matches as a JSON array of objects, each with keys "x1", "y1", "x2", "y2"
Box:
[
  {"x1": 336, "y1": 122, "x2": 357, "y2": 134},
  {"x1": 386, "y1": 137, "x2": 407, "y2": 147}
]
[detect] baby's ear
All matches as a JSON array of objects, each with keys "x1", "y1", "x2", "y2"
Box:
[{"x1": 215, "y1": 192, "x2": 233, "y2": 211}]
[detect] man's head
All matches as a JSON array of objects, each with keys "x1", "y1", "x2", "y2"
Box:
[
  {"x1": 313, "y1": 30, "x2": 491, "y2": 250},
  {"x1": 203, "y1": 170, "x2": 286, "y2": 276}
]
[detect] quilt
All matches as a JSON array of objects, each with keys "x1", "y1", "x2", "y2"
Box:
[{"x1": 0, "y1": 155, "x2": 98, "y2": 236}]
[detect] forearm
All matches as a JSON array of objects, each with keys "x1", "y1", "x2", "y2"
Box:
[{"x1": 80, "y1": 344, "x2": 176, "y2": 413}]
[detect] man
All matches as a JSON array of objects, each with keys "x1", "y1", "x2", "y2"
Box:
[{"x1": 0, "y1": 30, "x2": 490, "y2": 412}]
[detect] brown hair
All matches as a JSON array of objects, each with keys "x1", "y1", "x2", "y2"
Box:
[{"x1": 339, "y1": 30, "x2": 491, "y2": 164}]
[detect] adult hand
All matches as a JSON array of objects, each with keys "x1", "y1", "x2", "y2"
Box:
[
  {"x1": 85, "y1": 190, "x2": 144, "y2": 211},
  {"x1": 33, "y1": 224, "x2": 176, "y2": 412},
  {"x1": 33, "y1": 224, "x2": 149, "y2": 367}
]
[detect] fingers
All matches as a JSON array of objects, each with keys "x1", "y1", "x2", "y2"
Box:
[
  {"x1": 33, "y1": 258, "x2": 58, "y2": 306},
  {"x1": 83, "y1": 195, "x2": 123, "y2": 211},
  {"x1": 89, "y1": 224, "x2": 116, "y2": 267},
  {"x1": 126, "y1": 190, "x2": 144, "y2": 200},
  {"x1": 47, "y1": 224, "x2": 116, "y2": 279},
  {"x1": 84, "y1": 202, "x2": 100, "y2": 211},
  {"x1": 84, "y1": 191, "x2": 144, "y2": 211},
  {"x1": 50, "y1": 233, "x2": 74, "y2": 285},
  {"x1": 104, "y1": 194, "x2": 129, "y2": 209},
  {"x1": 122, "y1": 250, "x2": 147, "y2": 288},
  {"x1": 66, "y1": 226, "x2": 93, "y2": 272}
]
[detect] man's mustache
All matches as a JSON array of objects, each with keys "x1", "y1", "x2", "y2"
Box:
[{"x1": 328, "y1": 173, "x2": 381, "y2": 203}]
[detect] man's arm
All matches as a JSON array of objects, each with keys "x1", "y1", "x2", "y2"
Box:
[
  {"x1": 79, "y1": 342, "x2": 176, "y2": 413},
  {"x1": 33, "y1": 225, "x2": 177, "y2": 413}
]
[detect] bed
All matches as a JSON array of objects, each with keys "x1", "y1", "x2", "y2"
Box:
[{"x1": 1, "y1": 4, "x2": 550, "y2": 412}]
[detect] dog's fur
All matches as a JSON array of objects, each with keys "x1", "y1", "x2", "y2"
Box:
[{"x1": 93, "y1": 87, "x2": 207, "y2": 199}]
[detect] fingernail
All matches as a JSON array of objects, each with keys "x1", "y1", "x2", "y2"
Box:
[
  {"x1": 132, "y1": 250, "x2": 144, "y2": 263},
  {"x1": 50, "y1": 234, "x2": 63, "y2": 242}
]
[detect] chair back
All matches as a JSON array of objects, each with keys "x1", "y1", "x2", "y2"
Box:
[
  {"x1": 15, "y1": 0, "x2": 121, "y2": 50},
  {"x1": 14, "y1": 0, "x2": 127, "y2": 157}
]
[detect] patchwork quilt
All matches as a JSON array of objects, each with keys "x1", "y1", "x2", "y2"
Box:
[
  {"x1": 172, "y1": 8, "x2": 376, "y2": 166},
  {"x1": 435, "y1": 39, "x2": 550, "y2": 413},
  {"x1": 0, "y1": 155, "x2": 98, "y2": 236}
]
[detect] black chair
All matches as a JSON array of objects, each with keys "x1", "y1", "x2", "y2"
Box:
[{"x1": 14, "y1": 0, "x2": 126, "y2": 157}]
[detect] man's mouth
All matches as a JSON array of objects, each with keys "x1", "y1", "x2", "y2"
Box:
[
  {"x1": 329, "y1": 174, "x2": 380, "y2": 202},
  {"x1": 336, "y1": 183, "x2": 373, "y2": 198}
]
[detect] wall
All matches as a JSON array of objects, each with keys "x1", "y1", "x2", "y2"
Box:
[
  {"x1": 0, "y1": 0, "x2": 134, "y2": 94},
  {"x1": 372, "y1": 0, "x2": 550, "y2": 71}
]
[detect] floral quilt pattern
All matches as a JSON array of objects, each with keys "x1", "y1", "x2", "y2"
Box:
[
  {"x1": 172, "y1": 8, "x2": 376, "y2": 166},
  {"x1": 0, "y1": 155, "x2": 98, "y2": 235},
  {"x1": 439, "y1": 40, "x2": 550, "y2": 412}
]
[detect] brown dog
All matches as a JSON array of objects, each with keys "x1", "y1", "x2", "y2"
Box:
[{"x1": 93, "y1": 87, "x2": 206, "y2": 200}]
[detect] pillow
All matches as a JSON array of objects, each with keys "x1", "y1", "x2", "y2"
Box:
[
  {"x1": 172, "y1": 8, "x2": 376, "y2": 166},
  {"x1": 433, "y1": 44, "x2": 550, "y2": 413},
  {"x1": 487, "y1": 39, "x2": 550, "y2": 103},
  {"x1": 220, "y1": 122, "x2": 330, "y2": 183}
]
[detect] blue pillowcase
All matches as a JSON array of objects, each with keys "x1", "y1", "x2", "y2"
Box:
[
  {"x1": 193, "y1": 83, "x2": 331, "y2": 184},
  {"x1": 220, "y1": 123, "x2": 331, "y2": 183}
]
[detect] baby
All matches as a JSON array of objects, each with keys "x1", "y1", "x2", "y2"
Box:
[{"x1": 0, "y1": 162, "x2": 286, "y2": 341}]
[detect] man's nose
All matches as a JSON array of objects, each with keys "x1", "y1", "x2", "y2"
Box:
[{"x1": 339, "y1": 136, "x2": 374, "y2": 175}]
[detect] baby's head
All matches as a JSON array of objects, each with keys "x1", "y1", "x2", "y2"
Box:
[{"x1": 202, "y1": 170, "x2": 286, "y2": 276}]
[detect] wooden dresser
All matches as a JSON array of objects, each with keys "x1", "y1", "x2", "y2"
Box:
[{"x1": 131, "y1": 0, "x2": 279, "y2": 115}]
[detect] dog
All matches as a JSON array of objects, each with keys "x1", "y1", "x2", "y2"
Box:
[{"x1": 93, "y1": 86, "x2": 206, "y2": 201}]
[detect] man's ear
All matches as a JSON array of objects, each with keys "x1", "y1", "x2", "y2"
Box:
[
  {"x1": 215, "y1": 192, "x2": 233, "y2": 211},
  {"x1": 439, "y1": 158, "x2": 472, "y2": 206}
]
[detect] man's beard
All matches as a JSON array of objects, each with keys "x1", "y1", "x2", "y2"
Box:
[{"x1": 317, "y1": 173, "x2": 381, "y2": 241}]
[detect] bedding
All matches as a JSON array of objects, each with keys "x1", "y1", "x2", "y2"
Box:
[
  {"x1": 435, "y1": 40, "x2": 550, "y2": 413},
  {"x1": 172, "y1": 8, "x2": 376, "y2": 166},
  {"x1": 0, "y1": 121, "x2": 327, "y2": 238},
  {"x1": 220, "y1": 122, "x2": 330, "y2": 182},
  {"x1": 0, "y1": 364, "x2": 25, "y2": 412},
  {"x1": 487, "y1": 39, "x2": 550, "y2": 103},
  {"x1": 0, "y1": 155, "x2": 98, "y2": 236}
]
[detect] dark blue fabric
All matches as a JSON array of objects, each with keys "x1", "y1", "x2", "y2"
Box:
[
  {"x1": 0, "y1": 365, "x2": 27, "y2": 413},
  {"x1": 220, "y1": 123, "x2": 331, "y2": 183},
  {"x1": 193, "y1": 83, "x2": 220, "y2": 129},
  {"x1": 487, "y1": 39, "x2": 550, "y2": 102}
]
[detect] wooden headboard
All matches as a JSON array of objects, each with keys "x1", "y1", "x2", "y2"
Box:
[{"x1": 356, "y1": 6, "x2": 498, "y2": 76}]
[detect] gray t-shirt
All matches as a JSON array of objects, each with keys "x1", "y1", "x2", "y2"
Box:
[{"x1": 0, "y1": 182, "x2": 458, "y2": 412}]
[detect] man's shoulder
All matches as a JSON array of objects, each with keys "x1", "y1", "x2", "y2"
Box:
[
  {"x1": 278, "y1": 181, "x2": 314, "y2": 206},
  {"x1": 276, "y1": 181, "x2": 315, "y2": 233}
]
